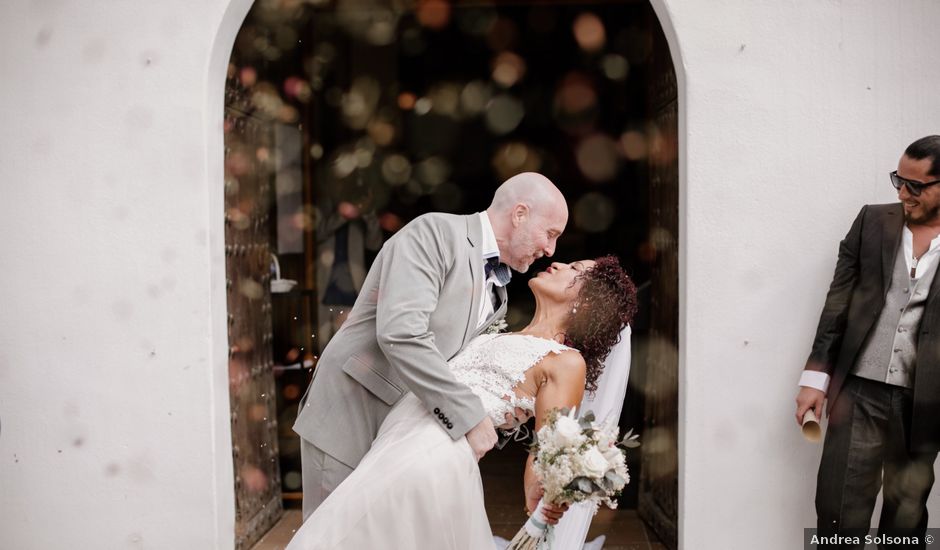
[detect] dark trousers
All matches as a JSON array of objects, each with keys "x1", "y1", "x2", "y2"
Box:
[{"x1": 816, "y1": 375, "x2": 937, "y2": 549}]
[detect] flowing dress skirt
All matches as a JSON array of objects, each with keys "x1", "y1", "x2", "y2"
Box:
[{"x1": 286, "y1": 393, "x2": 495, "y2": 549}]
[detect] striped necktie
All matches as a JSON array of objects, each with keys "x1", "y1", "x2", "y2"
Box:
[{"x1": 484, "y1": 256, "x2": 511, "y2": 285}]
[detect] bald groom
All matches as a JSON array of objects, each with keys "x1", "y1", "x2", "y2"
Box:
[{"x1": 293, "y1": 172, "x2": 569, "y2": 518}]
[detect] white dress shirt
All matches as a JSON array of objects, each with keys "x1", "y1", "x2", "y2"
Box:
[
  {"x1": 799, "y1": 225, "x2": 940, "y2": 392},
  {"x1": 477, "y1": 212, "x2": 509, "y2": 327}
]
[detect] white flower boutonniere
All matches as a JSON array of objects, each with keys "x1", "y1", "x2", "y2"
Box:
[{"x1": 484, "y1": 318, "x2": 509, "y2": 335}]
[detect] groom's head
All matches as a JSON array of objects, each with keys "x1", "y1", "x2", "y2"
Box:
[{"x1": 486, "y1": 172, "x2": 568, "y2": 273}]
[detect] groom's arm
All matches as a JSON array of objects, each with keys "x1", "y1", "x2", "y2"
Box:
[{"x1": 375, "y1": 215, "x2": 488, "y2": 441}]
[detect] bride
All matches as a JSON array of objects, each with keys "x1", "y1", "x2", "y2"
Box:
[{"x1": 286, "y1": 255, "x2": 637, "y2": 550}]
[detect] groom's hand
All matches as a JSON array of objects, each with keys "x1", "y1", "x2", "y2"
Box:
[
  {"x1": 794, "y1": 386, "x2": 826, "y2": 426},
  {"x1": 465, "y1": 416, "x2": 498, "y2": 461}
]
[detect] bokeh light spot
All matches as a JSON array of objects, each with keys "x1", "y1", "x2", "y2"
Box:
[
  {"x1": 417, "y1": 0, "x2": 451, "y2": 30},
  {"x1": 284, "y1": 471, "x2": 303, "y2": 490},
  {"x1": 576, "y1": 134, "x2": 620, "y2": 182},
  {"x1": 491, "y1": 52, "x2": 526, "y2": 88},
  {"x1": 460, "y1": 80, "x2": 491, "y2": 116},
  {"x1": 398, "y1": 92, "x2": 417, "y2": 111},
  {"x1": 381, "y1": 154, "x2": 412, "y2": 186},
  {"x1": 485, "y1": 94, "x2": 525, "y2": 135},
  {"x1": 574, "y1": 192, "x2": 616, "y2": 233},
  {"x1": 620, "y1": 130, "x2": 648, "y2": 160},
  {"x1": 573, "y1": 13, "x2": 606, "y2": 53},
  {"x1": 601, "y1": 54, "x2": 629, "y2": 81}
]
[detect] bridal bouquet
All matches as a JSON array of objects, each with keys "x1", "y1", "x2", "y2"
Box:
[{"x1": 507, "y1": 407, "x2": 639, "y2": 550}]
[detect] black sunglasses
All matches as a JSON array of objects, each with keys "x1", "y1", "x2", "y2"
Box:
[{"x1": 890, "y1": 171, "x2": 940, "y2": 197}]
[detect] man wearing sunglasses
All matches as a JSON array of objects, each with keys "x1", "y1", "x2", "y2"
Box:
[{"x1": 796, "y1": 135, "x2": 940, "y2": 547}]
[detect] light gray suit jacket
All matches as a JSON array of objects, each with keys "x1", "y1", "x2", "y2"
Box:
[{"x1": 293, "y1": 212, "x2": 508, "y2": 468}]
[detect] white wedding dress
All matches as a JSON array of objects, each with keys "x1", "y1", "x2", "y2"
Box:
[{"x1": 286, "y1": 333, "x2": 572, "y2": 550}]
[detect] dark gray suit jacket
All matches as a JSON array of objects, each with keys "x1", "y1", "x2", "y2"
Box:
[
  {"x1": 293, "y1": 212, "x2": 508, "y2": 468},
  {"x1": 806, "y1": 203, "x2": 940, "y2": 452}
]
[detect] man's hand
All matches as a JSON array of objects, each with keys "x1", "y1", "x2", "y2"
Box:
[
  {"x1": 501, "y1": 406, "x2": 532, "y2": 429},
  {"x1": 465, "y1": 416, "x2": 498, "y2": 462},
  {"x1": 795, "y1": 386, "x2": 826, "y2": 426}
]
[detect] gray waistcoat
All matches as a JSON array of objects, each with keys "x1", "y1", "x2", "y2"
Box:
[{"x1": 853, "y1": 244, "x2": 940, "y2": 388}]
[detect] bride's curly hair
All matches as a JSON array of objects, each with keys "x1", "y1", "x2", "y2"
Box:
[{"x1": 563, "y1": 255, "x2": 638, "y2": 393}]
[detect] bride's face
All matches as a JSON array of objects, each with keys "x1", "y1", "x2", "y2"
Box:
[{"x1": 529, "y1": 259, "x2": 595, "y2": 306}]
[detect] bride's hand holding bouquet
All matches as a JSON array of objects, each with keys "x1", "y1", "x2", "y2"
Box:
[{"x1": 508, "y1": 407, "x2": 639, "y2": 550}]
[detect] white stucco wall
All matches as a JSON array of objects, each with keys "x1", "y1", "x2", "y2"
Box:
[
  {"x1": 653, "y1": 0, "x2": 940, "y2": 548},
  {"x1": 0, "y1": 0, "x2": 251, "y2": 548},
  {"x1": 2, "y1": 0, "x2": 940, "y2": 549}
]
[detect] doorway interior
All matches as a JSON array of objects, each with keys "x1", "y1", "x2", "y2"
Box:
[{"x1": 222, "y1": 1, "x2": 679, "y2": 548}]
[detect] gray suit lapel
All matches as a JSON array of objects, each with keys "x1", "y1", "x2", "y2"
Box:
[
  {"x1": 882, "y1": 206, "x2": 903, "y2": 296},
  {"x1": 462, "y1": 215, "x2": 484, "y2": 348}
]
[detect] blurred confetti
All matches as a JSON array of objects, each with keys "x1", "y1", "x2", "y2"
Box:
[
  {"x1": 459, "y1": 80, "x2": 491, "y2": 116},
  {"x1": 492, "y1": 142, "x2": 542, "y2": 181},
  {"x1": 240, "y1": 465, "x2": 269, "y2": 493},
  {"x1": 619, "y1": 129, "x2": 648, "y2": 160},
  {"x1": 416, "y1": 0, "x2": 451, "y2": 30},
  {"x1": 573, "y1": 192, "x2": 616, "y2": 233},
  {"x1": 485, "y1": 94, "x2": 525, "y2": 134},
  {"x1": 576, "y1": 134, "x2": 620, "y2": 182},
  {"x1": 491, "y1": 51, "x2": 526, "y2": 88},
  {"x1": 223, "y1": 1, "x2": 679, "y2": 522},
  {"x1": 553, "y1": 72, "x2": 597, "y2": 134},
  {"x1": 601, "y1": 54, "x2": 629, "y2": 81},
  {"x1": 415, "y1": 156, "x2": 450, "y2": 187},
  {"x1": 381, "y1": 154, "x2": 412, "y2": 185},
  {"x1": 573, "y1": 13, "x2": 606, "y2": 53}
]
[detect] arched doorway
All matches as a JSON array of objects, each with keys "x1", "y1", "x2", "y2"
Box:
[{"x1": 218, "y1": 2, "x2": 680, "y2": 548}]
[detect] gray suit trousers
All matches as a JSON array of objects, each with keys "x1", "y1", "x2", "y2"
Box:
[{"x1": 300, "y1": 439, "x2": 354, "y2": 520}]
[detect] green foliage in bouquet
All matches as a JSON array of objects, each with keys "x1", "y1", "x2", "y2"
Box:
[{"x1": 527, "y1": 407, "x2": 640, "y2": 509}]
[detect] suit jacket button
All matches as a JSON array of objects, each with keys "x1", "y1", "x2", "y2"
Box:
[
  {"x1": 447, "y1": 423, "x2": 453, "y2": 429},
  {"x1": 434, "y1": 407, "x2": 440, "y2": 414}
]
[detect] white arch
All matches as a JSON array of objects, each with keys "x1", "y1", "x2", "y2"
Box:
[
  {"x1": 205, "y1": 1, "x2": 257, "y2": 548},
  {"x1": 204, "y1": 2, "x2": 686, "y2": 548},
  {"x1": 646, "y1": 3, "x2": 687, "y2": 548}
]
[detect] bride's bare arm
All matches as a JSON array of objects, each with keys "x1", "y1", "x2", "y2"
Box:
[{"x1": 523, "y1": 349, "x2": 587, "y2": 523}]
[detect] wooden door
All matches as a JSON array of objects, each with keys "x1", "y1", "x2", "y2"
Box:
[
  {"x1": 637, "y1": 10, "x2": 679, "y2": 550},
  {"x1": 225, "y1": 74, "x2": 283, "y2": 550}
]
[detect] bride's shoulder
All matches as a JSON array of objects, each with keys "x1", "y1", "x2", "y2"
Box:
[{"x1": 539, "y1": 348, "x2": 586, "y2": 384}]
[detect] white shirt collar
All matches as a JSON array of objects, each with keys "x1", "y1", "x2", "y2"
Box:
[
  {"x1": 902, "y1": 224, "x2": 940, "y2": 279},
  {"x1": 478, "y1": 212, "x2": 500, "y2": 259}
]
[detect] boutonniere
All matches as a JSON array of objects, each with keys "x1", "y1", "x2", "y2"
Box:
[{"x1": 484, "y1": 318, "x2": 509, "y2": 335}]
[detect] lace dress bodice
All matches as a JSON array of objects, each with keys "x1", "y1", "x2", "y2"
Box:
[{"x1": 448, "y1": 333, "x2": 573, "y2": 427}]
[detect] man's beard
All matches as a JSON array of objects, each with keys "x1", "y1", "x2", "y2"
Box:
[{"x1": 904, "y1": 203, "x2": 940, "y2": 224}]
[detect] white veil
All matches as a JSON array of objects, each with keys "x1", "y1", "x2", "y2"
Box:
[{"x1": 551, "y1": 325, "x2": 632, "y2": 549}]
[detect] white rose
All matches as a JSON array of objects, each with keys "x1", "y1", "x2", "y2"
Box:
[
  {"x1": 554, "y1": 415, "x2": 582, "y2": 447},
  {"x1": 601, "y1": 443, "x2": 621, "y2": 462},
  {"x1": 582, "y1": 446, "x2": 610, "y2": 478}
]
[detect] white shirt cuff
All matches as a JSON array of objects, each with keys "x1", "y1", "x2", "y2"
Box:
[{"x1": 798, "y1": 370, "x2": 830, "y2": 393}]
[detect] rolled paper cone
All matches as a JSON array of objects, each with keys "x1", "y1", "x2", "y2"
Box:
[{"x1": 802, "y1": 410, "x2": 821, "y2": 442}]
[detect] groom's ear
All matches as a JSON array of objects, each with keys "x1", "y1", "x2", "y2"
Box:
[{"x1": 511, "y1": 203, "x2": 530, "y2": 228}]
